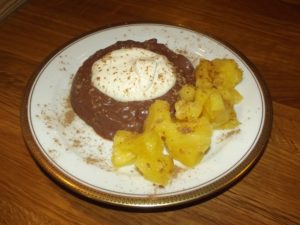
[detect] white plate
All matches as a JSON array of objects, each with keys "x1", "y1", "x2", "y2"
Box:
[{"x1": 21, "y1": 23, "x2": 272, "y2": 208}]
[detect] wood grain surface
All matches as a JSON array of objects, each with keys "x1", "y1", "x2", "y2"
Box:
[
  {"x1": 0, "y1": 0, "x2": 26, "y2": 20},
  {"x1": 0, "y1": 0, "x2": 299, "y2": 224}
]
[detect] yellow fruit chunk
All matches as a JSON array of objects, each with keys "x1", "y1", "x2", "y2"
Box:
[
  {"x1": 212, "y1": 59, "x2": 243, "y2": 89},
  {"x1": 175, "y1": 85, "x2": 204, "y2": 121},
  {"x1": 165, "y1": 117, "x2": 212, "y2": 167},
  {"x1": 112, "y1": 130, "x2": 139, "y2": 167},
  {"x1": 218, "y1": 87, "x2": 243, "y2": 105},
  {"x1": 194, "y1": 88, "x2": 212, "y2": 105},
  {"x1": 134, "y1": 130, "x2": 173, "y2": 186},
  {"x1": 112, "y1": 128, "x2": 174, "y2": 186},
  {"x1": 206, "y1": 91, "x2": 225, "y2": 112},
  {"x1": 195, "y1": 58, "x2": 243, "y2": 129},
  {"x1": 178, "y1": 84, "x2": 196, "y2": 101},
  {"x1": 202, "y1": 91, "x2": 229, "y2": 128},
  {"x1": 175, "y1": 100, "x2": 203, "y2": 121},
  {"x1": 138, "y1": 130, "x2": 164, "y2": 156},
  {"x1": 195, "y1": 59, "x2": 214, "y2": 89},
  {"x1": 135, "y1": 154, "x2": 174, "y2": 186},
  {"x1": 217, "y1": 109, "x2": 240, "y2": 129},
  {"x1": 195, "y1": 59, "x2": 242, "y2": 89},
  {"x1": 143, "y1": 100, "x2": 172, "y2": 137}
]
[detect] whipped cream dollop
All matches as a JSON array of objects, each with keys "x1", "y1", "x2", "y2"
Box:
[{"x1": 91, "y1": 47, "x2": 177, "y2": 102}]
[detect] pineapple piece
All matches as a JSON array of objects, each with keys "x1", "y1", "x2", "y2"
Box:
[
  {"x1": 202, "y1": 91, "x2": 240, "y2": 129},
  {"x1": 165, "y1": 117, "x2": 212, "y2": 167},
  {"x1": 218, "y1": 87, "x2": 243, "y2": 105},
  {"x1": 134, "y1": 130, "x2": 174, "y2": 186},
  {"x1": 218, "y1": 117, "x2": 240, "y2": 130},
  {"x1": 143, "y1": 100, "x2": 172, "y2": 137},
  {"x1": 175, "y1": 100, "x2": 203, "y2": 121},
  {"x1": 195, "y1": 58, "x2": 242, "y2": 89},
  {"x1": 195, "y1": 88, "x2": 212, "y2": 105},
  {"x1": 217, "y1": 106, "x2": 240, "y2": 129},
  {"x1": 195, "y1": 59, "x2": 214, "y2": 89},
  {"x1": 138, "y1": 130, "x2": 164, "y2": 156},
  {"x1": 113, "y1": 128, "x2": 174, "y2": 186},
  {"x1": 205, "y1": 90, "x2": 225, "y2": 112},
  {"x1": 175, "y1": 85, "x2": 203, "y2": 121},
  {"x1": 194, "y1": 58, "x2": 243, "y2": 129},
  {"x1": 135, "y1": 153, "x2": 174, "y2": 186},
  {"x1": 202, "y1": 91, "x2": 231, "y2": 128},
  {"x1": 112, "y1": 130, "x2": 138, "y2": 167},
  {"x1": 212, "y1": 59, "x2": 243, "y2": 89},
  {"x1": 178, "y1": 84, "x2": 196, "y2": 101}
]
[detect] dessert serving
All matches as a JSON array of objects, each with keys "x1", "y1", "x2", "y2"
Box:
[
  {"x1": 23, "y1": 23, "x2": 270, "y2": 207},
  {"x1": 70, "y1": 38, "x2": 243, "y2": 186}
]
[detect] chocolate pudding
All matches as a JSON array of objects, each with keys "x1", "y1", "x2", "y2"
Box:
[{"x1": 70, "y1": 39, "x2": 195, "y2": 140}]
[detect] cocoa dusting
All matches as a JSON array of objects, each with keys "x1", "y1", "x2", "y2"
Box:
[
  {"x1": 218, "y1": 129, "x2": 241, "y2": 143},
  {"x1": 172, "y1": 166, "x2": 186, "y2": 179},
  {"x1": 72, "y1": 139, "x2": 82, "y2": 148},
  {"x1": 84, "y1": 155, "x2": 100, "y2": 165},
  {"x1": 63, "y1": 110, "x2": 75, "y2": 126}
]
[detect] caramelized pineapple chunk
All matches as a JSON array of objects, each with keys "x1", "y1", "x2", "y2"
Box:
[
  {"x1": 165, "y1": 117, "x2": 212, "y2": 167},
  {"x1": 144, "y1": 100, "x2": 212, "y2": 167},
  {"x1": 138, "y1": 130, "x2": 165, "y2": 156},
  {"x1": 175, "y1": 85, "x2": 203, "y2": 121},
  {"x1": 136, "y1": 153, "x2": 174, "y2": 186},
  {"x1": 195, "y1": 59, "x2": 214, "y2": 89},
  {"x1": 195, "y1": 59, "x2": 242, "y2": 89},
  {"x1": 143, "y1": 100, "x2": 172, "y2": 137},
  {"x1": 112, "y1": 128, "x2": 174, "y2": 186},
  {"x1": 217, "y1": 107, "x2": 240, "y2": 129},
  {"x1": 178, "y1": 84, "x2": 196, "y2": 101},
  {"x1": 218, "y1": 87, "x2": 243, "y2": 105},
  {"x1": 195, "y1": 88, "x2": 212, "y2": 105},
  {"x1": 175, "y1": 100, "x2": 203, "y2": 121},
  {"x1": 195, "y1": 58, "x2": 243, "y2": 129},
  {"x1": 134, "y1": 130, "x2": 174, "y2": 186},
  {"x1": 212, "y1": 59, "x2": 243, "y2": 89},
  {"x1": 112, "y1": 130, "x2": 139, "y2": 167},
  {"x1": 205, "y1": 91, "x2": 225, "y2": 112},
  {"x1": 202, "y1": 92, "x2": 231, "y2": 128}
]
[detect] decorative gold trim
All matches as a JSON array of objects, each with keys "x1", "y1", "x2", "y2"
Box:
[{"x1": 20, "y1": 22, "x2": 272, "y2": 209}]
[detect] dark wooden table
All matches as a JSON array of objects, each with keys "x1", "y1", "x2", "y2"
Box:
[{"x1": 1, "y1": 0, "x2": 299, "y2": 224}]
